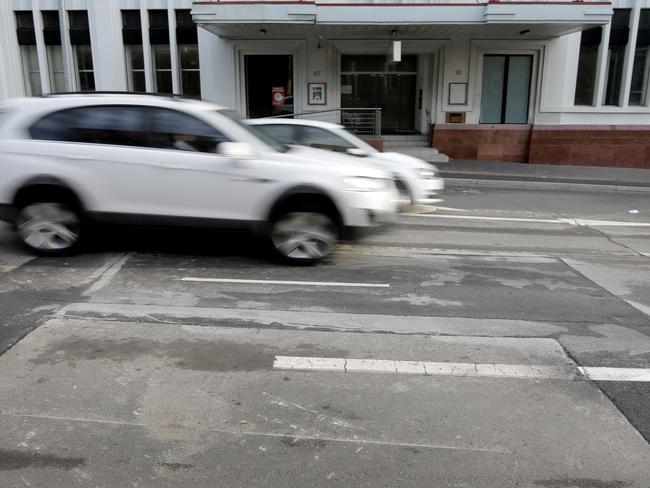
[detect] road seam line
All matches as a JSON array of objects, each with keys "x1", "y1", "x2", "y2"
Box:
[{"x1": 181, "y1": 278, "x2": 390, "y2": 288}]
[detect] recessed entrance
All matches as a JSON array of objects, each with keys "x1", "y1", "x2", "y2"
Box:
[
  {"x1": 341, "y1": 55, "x2": 418, "y2": 134},
  {"x1": 245, "y1": 54, "x2": 294, "y2": 118}
]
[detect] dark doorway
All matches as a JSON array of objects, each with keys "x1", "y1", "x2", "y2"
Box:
[
  {"x1": 245, "y1": 55, "x2": 294, "y2": 118},
  {"x1": 341, "y1": 55, "x2": 417, "y2": 134}
]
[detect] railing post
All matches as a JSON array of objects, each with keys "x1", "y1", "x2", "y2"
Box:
[{"x1": 375, "y1": 109, "x2": 382, "y2": 136}]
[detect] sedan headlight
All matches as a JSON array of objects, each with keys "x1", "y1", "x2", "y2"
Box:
[{"x1": 343, "y1": 177, "x2": 386, "y2": 192}]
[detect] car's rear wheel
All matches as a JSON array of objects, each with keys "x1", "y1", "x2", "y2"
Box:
[
  {"x1": 270, "y1": 210, "x2": 338, "y2": 264},
  {"x1": 16, "y1": 202, "x2": 83, "y2": 256}
]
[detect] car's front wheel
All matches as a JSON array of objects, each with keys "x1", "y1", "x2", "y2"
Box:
[
  {"x1": 270, "y1": 210, "x2": 338, "y2": 264},
  {"x1": 16, "y1": 201, "x2": 83, "y2": 256}
]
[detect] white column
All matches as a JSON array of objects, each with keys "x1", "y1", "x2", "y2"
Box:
[
  {"x1": 0, "y1": 1, "x2": 25, "y2": 99},
  {"x1": 198, "y1": 27, "x2": 236, "y2": 107},
  {"x1": 32, "y1": 0, "x2": 51, "y2": 94},
  {"x1": 620, "y1": 4, "x2": 641, "y2": 107},
  {"x1": 88, "y1": 0, "x2": 127, "y2": 90},
  {"x1": 168, "y1": 6, "x2": 180, "y2": 94},
  {"x1": 594, "y1": 21, "x2": 611, "y2": 107},
  {"x1": 58, "y1": 0, "x2": 75, "y2": 91},
  {"x1": 140, "y1": 4, "x2": 154, "y2": 92}
]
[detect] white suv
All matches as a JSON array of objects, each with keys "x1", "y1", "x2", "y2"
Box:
[{"x1": 0, "y1": 94, "x2": 398, "y2": 264}]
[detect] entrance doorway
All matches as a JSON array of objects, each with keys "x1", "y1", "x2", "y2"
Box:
[
  {"x1": 340, "y1": 55, "x2": 417, "y2": 134},
  {"x1": 480, "y1": 55, "x2": 533, "y2": 124},
  {"x1": 245, "y1": 55, "x2": 294, "y2": 118}
]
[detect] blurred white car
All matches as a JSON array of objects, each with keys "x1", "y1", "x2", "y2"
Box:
[
  {"x1": 248, "y1": 118, "x2": 445, "y2": 207},
  {"x1": 0, "y1": 94, "x2": 398, "y2": 264}
]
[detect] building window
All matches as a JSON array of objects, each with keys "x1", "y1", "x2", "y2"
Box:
[
  {"x1": 480, "y1": 55, "x2": 532, "y2": 124},
  {"x1": 20, "y1": 45, "x2": 42, "y2": 96},
  {"x1": 126, "y1": 45, "x2": 146, "y2": 92},
  {"x1": 629, "y1": 9, "x2": 650, "y2": 106},
  {"x1": 179, "y1": 45, "x2": 200, "y2": 97},
  {"x1": 604, "y1": 9, "x2": 631, "y2": 106},
  {"x1": 149, "y1": 10, "x2": 172, "y2": 94},
  {"x1": 122, "y1": 10, "x2": 145, "y2": 92},
  {"x1": 176, "y1": 10, "x2": 200, "y2": 98},
  {"x1": 574, "y1": 27, "x2": 602, "y2": 106},
  {"x1": 68, "y1": 10, "x2": 89, "y2": 29},
  {"x1": 75, "y1": 45, "x2": 95, "y2": 91},
  {"x1": 47, "y1": 45, "x2": 65, "y2": 92},
  {"x1": 15, "y1": 11, "x2": 40, "y2": 96},
  {"x1": 153, "y1": 45, "x2": 173, "y2": 94}
]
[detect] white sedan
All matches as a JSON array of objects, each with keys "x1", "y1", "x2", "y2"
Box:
[{"x1": 248, "y1": 118, "x2": 444, "y2": 207}]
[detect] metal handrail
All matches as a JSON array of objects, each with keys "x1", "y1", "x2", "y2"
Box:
[{"x1": 265, "y1": 107, "x2": 382, "y2": 136}]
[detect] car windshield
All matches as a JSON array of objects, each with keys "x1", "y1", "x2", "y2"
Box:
[{"x1": 218, "y1": 110, "x2": 290, "y2": 153}]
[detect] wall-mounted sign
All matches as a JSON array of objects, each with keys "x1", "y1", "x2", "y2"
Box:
[
  {"x1": 448, "y1": 82, "x2": 468, "y2": 105},
  {"x1": 308, "y1": 82, "x2": 326, "y2": 105},
  {"x1": 272, "y1": 86, "x2": 285, "y2": 106}
]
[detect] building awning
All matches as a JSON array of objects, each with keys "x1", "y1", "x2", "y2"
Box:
[{"x1": 192, "y1": 1, "x2": 613, "y2": 39}]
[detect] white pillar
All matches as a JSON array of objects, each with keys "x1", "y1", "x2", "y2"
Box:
[
  {"x1": 620, "y1": 4, "x2": 641, "y2": 107},
  {"x1": 168, "y1": 6, "x2": 180, "y2": 94},
  {"x1": 0, "y1": 1, "x2": 25, "y2": 99},
  {"x1": 140, "y1": 4, "x2": 154, "y2": 92},
  {"x1": 594, "y1": 21, "x2": 611, "y2": 107},
  {"x1": 88, "y1": 0, "x2": 127, "y2": 90},
  {"x1": 58, "y1": 0, "x2": 75, "y2": 91},
  {"x1": 32, "y1": 0, "x2": 51, "y2": 94},
  {"x1": 198, "y1": 27, "x2": 236, "y2": 107}
]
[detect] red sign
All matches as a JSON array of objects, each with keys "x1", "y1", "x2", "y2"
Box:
[{"x1": 272, "y1": 87, "x2": 285, "y2": 106}]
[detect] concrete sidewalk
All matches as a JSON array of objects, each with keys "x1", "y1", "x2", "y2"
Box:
[{"x1": 438, "y1": 160, "x2": 650, "y2": 190}]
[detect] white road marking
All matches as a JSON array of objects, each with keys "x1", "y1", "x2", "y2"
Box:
[
  {"x1": 181, "y1": 277, "x2": 390, "y2": 288},
  {"x1": 275, "y1": 356, "x2": 650, "y2": 382},
  {"x1": 403, "y1": 213, "x2": 650, "y2": 228},
  {"x1": 82, "y1": 252, "x2": 130, "y2": 296},
  {"x1": 404, "y1": 214, "x2": 564, "y2": 224},
  {"x1": 579, "y1": 367, "x2": 650, "y2": 382}
]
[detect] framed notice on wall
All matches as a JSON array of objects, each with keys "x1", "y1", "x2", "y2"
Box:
[
  {"x1": 308, "y1": 83, "x2": 326, "y2": 105},
  {"x1": 448, "y1": 82, "x2": 468, "y2": 105}
]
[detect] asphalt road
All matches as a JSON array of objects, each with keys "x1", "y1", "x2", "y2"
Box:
[{"x1": 0, "y1": 184, "x2": 649, "y2": 487}]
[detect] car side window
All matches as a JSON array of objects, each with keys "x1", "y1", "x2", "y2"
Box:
[
  {"x1": 297, "y1": 126, "x2": 355, "y2": 152},
  {"x1": 29, "y1": 105, "x2": 148, "y2": 147},
  {"x1": 145, "y1": 107, "x2": 229, "y2": 154},
  {"x1": 255, "y1": 124, "x2": 299, "y2": 145}
]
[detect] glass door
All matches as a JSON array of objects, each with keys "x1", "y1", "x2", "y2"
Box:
[
  {"x1": 245, "y1": 55, "x2": 293, "y2": 118},
  {"x1": 341, "y1": 55, "x2": 417, "y2": 134},
  {"x1": 480, "y1": 55, "x2": 532, "y2": 124}
]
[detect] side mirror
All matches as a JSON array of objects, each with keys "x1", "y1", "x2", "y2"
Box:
[
  {"x1": 218, "y1": 142, "x2": 256, "y2": 164},
  {"x1": 346, "y1": 148, "x2": 369, "y2": 158}
]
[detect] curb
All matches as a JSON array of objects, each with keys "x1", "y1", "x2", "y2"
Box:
[{"x1": 443, "y1": 177, "x2": 650, "y2": 193}]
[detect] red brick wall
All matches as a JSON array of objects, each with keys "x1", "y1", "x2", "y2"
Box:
[
  {"x1": 360, "y1": 137, "x2": 383, "y2": 152},
  {"x1": 529, "y1": 126, "x2": 650, "y2": 169},
  {"x1": 432, "y1": 124, "x2": 532, "y2": 163},
  {"x1": 430, "y1": 124, "x2": 650, "y2": 168}
]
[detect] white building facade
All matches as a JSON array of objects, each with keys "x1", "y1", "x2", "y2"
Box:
[{"x1": 2, "y1": 0, "x2": 650, "y2": 167}]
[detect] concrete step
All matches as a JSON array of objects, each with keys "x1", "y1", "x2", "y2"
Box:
[
  {"x1": 385, "y1": 146, "x2": 451, "y2": 163},
  {"x1": 384, "y1": 141, "x2": 431, "y2": 149}
]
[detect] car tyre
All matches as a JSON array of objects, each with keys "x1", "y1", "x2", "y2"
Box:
[
  {"x1": 16, "y1": 201, "x2": 83, "y2": 256},
  {"x1": 269, "y1": 208, "x2": 338, "y2": 265}
]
